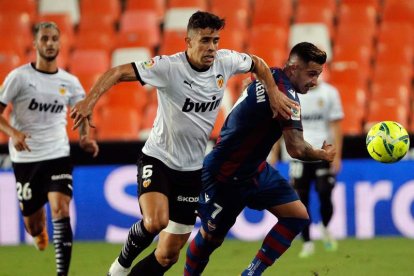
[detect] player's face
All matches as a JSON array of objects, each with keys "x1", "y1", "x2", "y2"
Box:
[
  {"x1": 186, "y1": 28, "x2": 220, "y2": 70},
  {"x1": 291, "y1": 61, "x2": 323, "y2": 94},
  {"x1": 34, "y1": 27, "x2": 60, "y2": 62}
]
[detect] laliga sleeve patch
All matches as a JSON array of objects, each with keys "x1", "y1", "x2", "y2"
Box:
[
  {"x1": 291, "y1": 106, "x2": 301, "y2": 121},
  {"x1": 140, "y1": 58, "x2": 156, "y2": 70}
]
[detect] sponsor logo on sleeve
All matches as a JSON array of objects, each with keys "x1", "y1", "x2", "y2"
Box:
[
  {"x1": 141, "y1": 58, "x2": 155, "y2": 70},
  {"x1": 291, "y1": 106, "x2": 301, "y2": 121}
]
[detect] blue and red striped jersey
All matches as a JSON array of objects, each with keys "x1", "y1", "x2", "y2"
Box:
[{"x1": 204, "y1": 68, "x2": 303, "y2": 182}]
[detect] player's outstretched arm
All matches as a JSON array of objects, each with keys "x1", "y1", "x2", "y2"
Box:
[
  {"x1": 283, "y1": 128, "x2": 336, "y2": 162},
  {"x1": 70, "y1": 63, "x2": 137, "y2": 130},
  {"x1": 250, "y1": 55, "x2": 298, "y2": 119}
]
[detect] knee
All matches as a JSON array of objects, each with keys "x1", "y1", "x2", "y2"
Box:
[
  {"x1": 50, "y1": 203, "x2": 70, "y2": 219},
  {"x1": 155, "y1": 248, "x2": 180, "y2": 267},
  {"x1": 201, "y1": 229, "x2": 224, "y2": 247},
  {"x1": 143, "y1": 216, "x2": 169, "y2": 234}
]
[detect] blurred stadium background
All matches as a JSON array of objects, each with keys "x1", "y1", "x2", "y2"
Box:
[{"x1": 0, "y1": 0, "x2": 414, "y2": 274}]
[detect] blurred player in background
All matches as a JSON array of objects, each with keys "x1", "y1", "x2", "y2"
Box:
[
  {"x1": 184, "y1": 42, "x2": 335, "y2": 275},
  {"x1": 0, "y1": 22, "x2": 98, "y2": 276},
  {"x1": 71, "y1": 11, "x2": 297, "y2": 276},
  {"x1": 288, "y1": 75, "x2": 344, "y2": 258}
]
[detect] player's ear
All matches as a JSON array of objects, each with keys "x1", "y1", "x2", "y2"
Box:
[{"x1": 185, "y1": 36, "x2": 192, "y2": 48}]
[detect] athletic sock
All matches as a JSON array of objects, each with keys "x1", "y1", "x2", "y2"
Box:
[
  {"x1": 241, "y1": 217, "x2": 309, "y2": 276},
  {"x1": 184, "y1": 230, "x2": 222, "y2": 276},
  {"x1": 129, "y1": 249, "x2": 170, "y2": 276},
  {"x1": 52, "y1": 217, "x2": 72, "y2": 276},
  {"x1": 118, "y1": 220, "x2": 157, "y2": 268}
]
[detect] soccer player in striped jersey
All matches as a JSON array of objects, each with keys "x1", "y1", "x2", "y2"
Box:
[
  {"x1": 71, "y1": 11, "x2": 297, "y2": 276},
  {"x1": 0, "y1": 22, "x2": 98, "y2": 276},
  {"x1": 184, "y1": 42, "x2": 335, "y2": 276}
]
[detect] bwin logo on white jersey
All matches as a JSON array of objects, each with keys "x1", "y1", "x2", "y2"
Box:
[
  {"x1": 28, "y1": 98, "x2": 64, "y2": 113},
  {"x1": 182, "y1": 96, "x2": 221, "y2": 113}
]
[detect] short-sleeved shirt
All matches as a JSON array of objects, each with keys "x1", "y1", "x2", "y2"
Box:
[
  {"x1": 0, "y1": 63, "x2": 85, "y2": 162},
  {"x1": 132, "y1": 49, "x2": 253, "y2": 171},
  {"x1": 298, "y1": 81, "x2": 344, "y2": 148},
  {"x1": 203, "y1": 68, "x2": 302, "y2": 182}
]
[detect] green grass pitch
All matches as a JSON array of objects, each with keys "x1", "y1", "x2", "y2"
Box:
[{"x1": 1, "y1": 237, "x2": 413, "y2": 275}]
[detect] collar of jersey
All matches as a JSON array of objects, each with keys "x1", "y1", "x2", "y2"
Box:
[
  {"x1": 185, "y1": 51, "x2": 210, "y2": 72},
  {"x1": 31, "y1": 63, "x2": 58, "y2": 74}
]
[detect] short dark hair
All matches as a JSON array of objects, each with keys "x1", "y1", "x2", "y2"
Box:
[
  {"x1": 33, "y1": 22, "x2": 60, "y2": 37},
  {"x1": 289, "y1": 42, "x2": 327, "y2": 65},
  {"x1": 187, "y1": 11, "x2": 225, "y2": 32}
]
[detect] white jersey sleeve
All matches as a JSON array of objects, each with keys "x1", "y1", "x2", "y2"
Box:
[
  {"x1": 0, "y1": 70, "x2": 22, "y2": 105},
  {"x1": 327, "y1": 84, "x2": 344, "y2": 121},
  {"x1": 68, "y1": 76, "x2": 86, "y2": 106},
  {"x1": 218, "y1": 49, "x2": 253, "y2": 75},
  {"x1": 134, "y1": 56, "x2": 170, "y2": 88}
]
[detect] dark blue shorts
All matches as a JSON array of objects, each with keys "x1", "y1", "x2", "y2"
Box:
[{"x1": 198, "y1": 163, "x2": 299, "y2": 237}]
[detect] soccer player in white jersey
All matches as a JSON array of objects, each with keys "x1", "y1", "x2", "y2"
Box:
[
  {"x1": 0, "y1": 22, "x2": 98, "y2": 276},
  {"x1": 71, "y1": 11, "x2": 297, "y2": 275},
  {"x1": 288, "y1": 78, "x2": 344, "y2": 257}
]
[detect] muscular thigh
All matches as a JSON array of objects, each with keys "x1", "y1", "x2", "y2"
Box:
[{"x1": 138, "y1": 154, "x2": 201, "y2": 226}]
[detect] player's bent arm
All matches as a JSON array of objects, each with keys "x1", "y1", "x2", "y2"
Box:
[
  {"x1": 250, "y1": 55, "x2": 297, "y2": 119},
  {"x1": 283, "y1": 128, "x2": 335, "y2": 162},
  {"x1": 0, "y1": 104, "x2": 31, "y2": 151},
  {"x1": 85, "y1": 63, "x2": 137, "y2": 109},
  {"x1": 71, "y1": 64, "x2": 137, "y2": 129}
]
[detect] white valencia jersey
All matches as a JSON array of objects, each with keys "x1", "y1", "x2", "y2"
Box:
[
  {"x1": 134, "y1": 50, "x2": 252, "y2": 171},
  {"x1": 299, "y1": 81, "x2": 344, "y2": 148},
  {"x1": 0, "y1": 63, "x2": 85, "y2": 162}
]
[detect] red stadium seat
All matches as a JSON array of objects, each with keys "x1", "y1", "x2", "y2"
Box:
[
  {"x1": 248, "y1": 25, "x2": 289, "y2": 67},
  {"x1": 294, "y1": 4, "x2": 335, "y2": 36},
  {"x1": 80, "y1": 0, "x2": 121, "y2": 25},
  {"x1": 337, "y1": 3, "x2": 378, "y2": 31},
  {"x1": 0, "y1": 13, "x2": 33, "y2": 53},
  {"x1": 95, "y1": 107, "x2": 142, "y2": 141},
  {"x1": 158, "y1": 30, "x2": 186, "y2": 55},
  {"x1": 74, "y1": 32, "x2": 115, "y2": 53},
  {"x1": 77, "y1": 14, "x2": 116, "y2": 36},
  {"x1": 68, "y1": 50, "x2": 110, "y2": 75},
  {"x1": 334, "y1": 24, "x2": 375, "y2": 52},
  {"x1": 341, "y1": 103, "x2": 364, "y2": 135},
  {"x1": 210, "y1": 7, "x2": 249, "y2": 33},
  {"x1": 251, "y1": 0, "x2": 293, "y2": 29},
  {"x1": 76, "y1": 72, "x2": 101, "y2": 92},
  {"x1": 298, "y1": 0, "x2": 337, "y2": 13},
  {"x1": 375, "y1": 42, "x2": 414, "y2": 68},
  {"x1": 0, "y1": 0, "x2": 37, "y2": 22},
  {"x1": 104, "y1": 82, "x2": 148, "y2": 114},
  {"x1": 370, "y1": 82, "x2": 411, "y2": 111},
  {"x1": 377, "y1": 22, "x2": 414, "y2": 46},
  {"x1": 219, "y1": 30, "x2": 246, "y2": 52},
  {"x1": 168, "y1": 0, "x2": 207, "y2": 10},
  {"x1": 329, "y1": 64, "x2": 369, "y2": 88},
  {"x1": 332, "y1": 43, "x2": 373, "y2": 78},
  {"x1": 382, "y1": 0, "x2": 414, "y2": 26},
  {"x1": 117, "y1": 10, "x2": 160, "y2": 49},
  {"x1": 210, "y1": 0, "x2": 250, "y2": 15},
  {"x1": 365, "y1": 99, "x2": 409, "y2": 131},
  {"x1": 371, "y1": 64, "x2": 412, "y2": 89},
  {"x1": 126, "y1": 0, "x2": 166, "y2": 21}
]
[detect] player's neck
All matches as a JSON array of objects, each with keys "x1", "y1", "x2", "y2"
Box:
[{"x1": 35, "y1": 58, "x2": 58, "y2": 73}]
